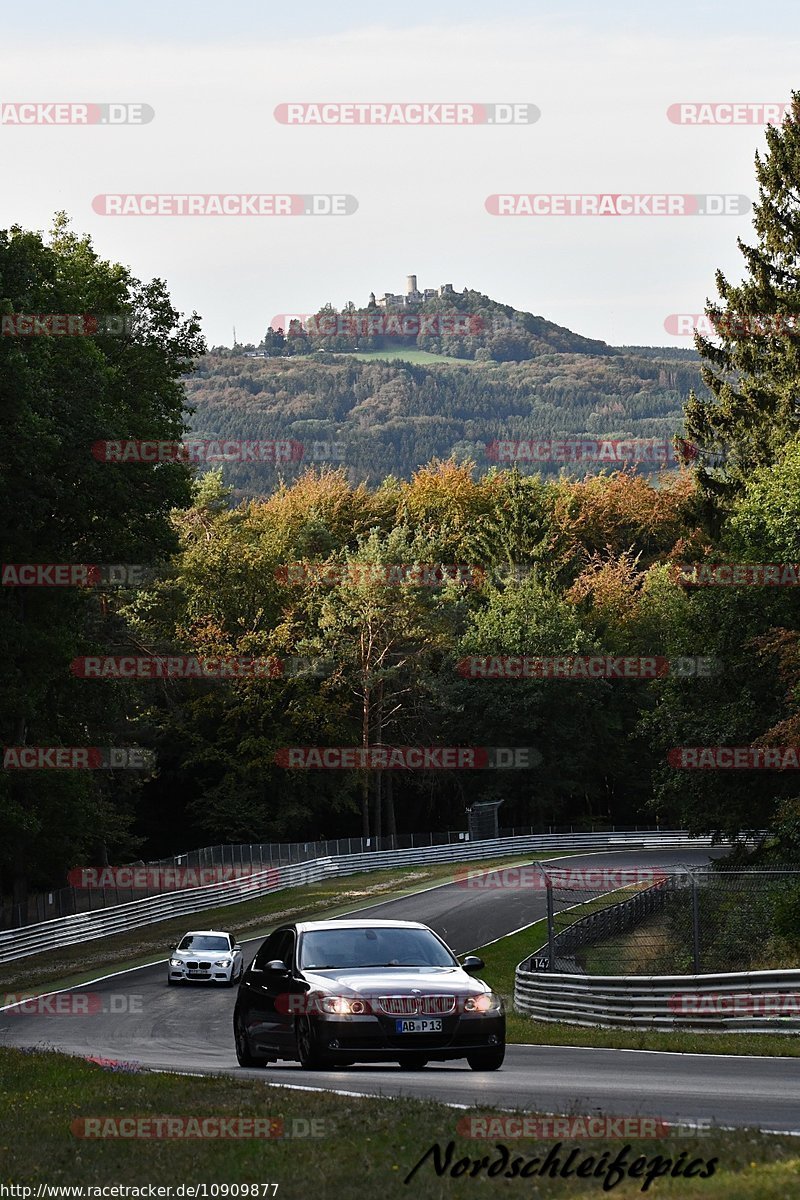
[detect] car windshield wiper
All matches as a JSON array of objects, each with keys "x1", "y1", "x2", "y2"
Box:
[
  {"x1": 304, "y1": 961, "x2": 445, "y2": 969},
  {"x1": 360, "y1": 961, "x2": 432, "y2": 967}
]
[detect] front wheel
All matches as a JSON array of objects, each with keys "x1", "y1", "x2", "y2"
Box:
[
  {"x1": 467, "y1": 1046, "x2": 505, "y2": 1071},
  {"x1": 224, "y1": 962, "x2": 244, "y2": 987},
  {"x1": 234, "y1": 1012, "x2": 262, "y2": 1068},
  {"x1": 295, "y1": 1016, "x2": 331, "y2": 1070}
]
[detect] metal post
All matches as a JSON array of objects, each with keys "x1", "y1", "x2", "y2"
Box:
[
  {"x1": 691, "y1": 874, "x2": 701, "y2": 973},
  {"x1": 546, "y1": 876, "x2": 556, "y2": 972}
]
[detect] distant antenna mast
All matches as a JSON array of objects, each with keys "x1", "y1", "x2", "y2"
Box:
[{"x1": 232, "y1": 325, "x2": 237, "y2": 347}]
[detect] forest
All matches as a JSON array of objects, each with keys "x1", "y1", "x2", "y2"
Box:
[
  {"x1": 185, "y1": 348, "x2": 702, "y2": 496},
  {"x1": 5, "y1": 96, "x2": 800, "y2": 901}
]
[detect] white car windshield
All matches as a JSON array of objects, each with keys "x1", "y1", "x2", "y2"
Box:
[
  {"x1": 178, "y1": 935, "x2": 230, "y2": 952},
  {"x1": 299, "y1": 927, "x2": 457, "y2": 969}
]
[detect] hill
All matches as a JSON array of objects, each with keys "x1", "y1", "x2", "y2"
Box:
[
  {"x1": 260, "y1": 287, "x2": 617, "y2": 363},
  {"x1": 185, "y1": 345, "x2": 702, "y2": 498}
]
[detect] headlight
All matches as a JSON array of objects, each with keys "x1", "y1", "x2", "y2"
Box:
[
  {"x1": 463, "y1": 992, "x2": 502, "y2": 1013},
  {"x1": 318, "y1": 995, "x2": 367, "y2": 1015},
  {"x1": 214, "y1": 959, "x2": 231, "y2": 967},
  {"x1": 169, "y1": 958, "x2": 182, "y2": 967}
]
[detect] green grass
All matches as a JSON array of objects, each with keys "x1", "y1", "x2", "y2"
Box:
[
  {"x1": 472, "y1": 919, "x2": 800, "y2": 1057},
  {"x1": 1, "y1": 854, "x2": 556, "y2": 997},
  {"x1": 1, "y1": 1047, "x2": 797, "y2": 1197},
  {"x1": 580, "y1": 913, "x2": 679, "y2": 976},
  {"x1": 582, "y1": 904, "x2": 800, "y2": 976}
]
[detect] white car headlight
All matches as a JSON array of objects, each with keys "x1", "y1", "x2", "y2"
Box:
[
  {"x1": 214, "y1": 958, "x2": 231, "y2": 967},
  {"x1": 318, "y1": 995, "x2": 367, "y2": 1015},
  {"x1": 463, "y1": 992, "x2": 502, "y2": 1013},
  {"x1": 169, "y1": 958, "x2": 182, "y2": 967}
]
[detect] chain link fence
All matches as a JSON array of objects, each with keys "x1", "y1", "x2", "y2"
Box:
[{"x1": 526, "y1": 864, "x2": 800, "y2": 975}]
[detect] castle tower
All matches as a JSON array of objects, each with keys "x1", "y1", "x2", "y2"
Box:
[{"x1": 406, "y1": 275, "x2": 418, "y2": 295}]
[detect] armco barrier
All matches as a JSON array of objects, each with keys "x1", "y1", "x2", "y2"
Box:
[
  {"x1": 1, "y1": 824, "x2": 687, "y2": 930},
  {"x1": 514, "y1": 964, "x2": 800, "y2": 1033},
  {"x1": 0, "y1": 830, "x2": 725, "y2": 964}
]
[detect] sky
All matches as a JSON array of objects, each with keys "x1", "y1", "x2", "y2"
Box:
[{"x1": 1, "y1": 1, "x2": 798, "y2": 348}]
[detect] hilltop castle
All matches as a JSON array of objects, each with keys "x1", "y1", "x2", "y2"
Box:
[{"x1": 369, "y1": 276, "x2": 457, "y2": 310}]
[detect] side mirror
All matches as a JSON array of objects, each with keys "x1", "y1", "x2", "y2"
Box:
[
  {"x1": 265, "y1": 959, "x2": 290, "y2": 974},
  {"x1": 461, "y1": 955, "x2": 485, "y2": 975}
]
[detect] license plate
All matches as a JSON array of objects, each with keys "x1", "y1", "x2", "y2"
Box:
[{"x1": 395, "y1": 1018, "x2": 442, "y2": 1033}]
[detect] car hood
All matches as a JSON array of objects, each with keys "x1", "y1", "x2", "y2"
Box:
[{"x1": 303, "y1": 966, "x2": 491, "y2": 996}]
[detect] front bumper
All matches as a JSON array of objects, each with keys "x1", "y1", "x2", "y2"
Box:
[
  {"x1": 168, "y1": 961, "x2": 235, "y2": 984},
  {"x1": 309, "y1": 1012, "x2": 505, "y2": 1060}
]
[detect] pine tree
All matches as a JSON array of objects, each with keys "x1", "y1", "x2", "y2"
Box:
[{"x1": 684, "y1": 91, "x2": 800, "y2": 513}]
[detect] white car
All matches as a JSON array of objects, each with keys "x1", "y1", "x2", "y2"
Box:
[{"x1": 167, "y1": 929, "x2": 244, "y2": 987}]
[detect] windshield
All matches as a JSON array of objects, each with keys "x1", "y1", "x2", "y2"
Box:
[
  {"x1": 298, "y1": 927, "x2": 457, "y2": 970},
  {"x1": 177, "y1": 935, "x2": 230, "y2": 952}
]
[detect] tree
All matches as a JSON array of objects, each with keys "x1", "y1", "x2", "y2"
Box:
[
  {"x1": 262, "y1": 326, "x2": 286, "y2": 356},
  {"x1": 0, "y1": 215, "x2": 204, "y2": 899},
  {"x1": 684, "y1": 92, "x2": 800, "y2": 515},
  {"x1": 301, "y1": 530, "x2": 449, "y2": 837}
]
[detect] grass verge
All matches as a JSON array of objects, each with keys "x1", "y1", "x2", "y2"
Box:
[
  {"x1": 581, "y1": 913, "x2": 679, "y2": 975},
  {"x1": 1, "y1": 1047, "x2": 797, "y2": 1197}
]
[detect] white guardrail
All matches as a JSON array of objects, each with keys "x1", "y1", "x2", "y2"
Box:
[
  {"x1": 0, "y1": 830, "x2": 724, "y2": 965},
  {"x1": 514, "y1": 965, "x2": 800, "y2": 1034}
]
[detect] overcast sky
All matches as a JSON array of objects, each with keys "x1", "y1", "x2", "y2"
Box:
[{"x1": 1, "y1": 1, "x2": 798, "y2": 348}]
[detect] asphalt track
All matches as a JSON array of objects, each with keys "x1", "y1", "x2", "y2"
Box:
[{"x1": 2, "y1": 849, "x2": 799, "y2": 1133}]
